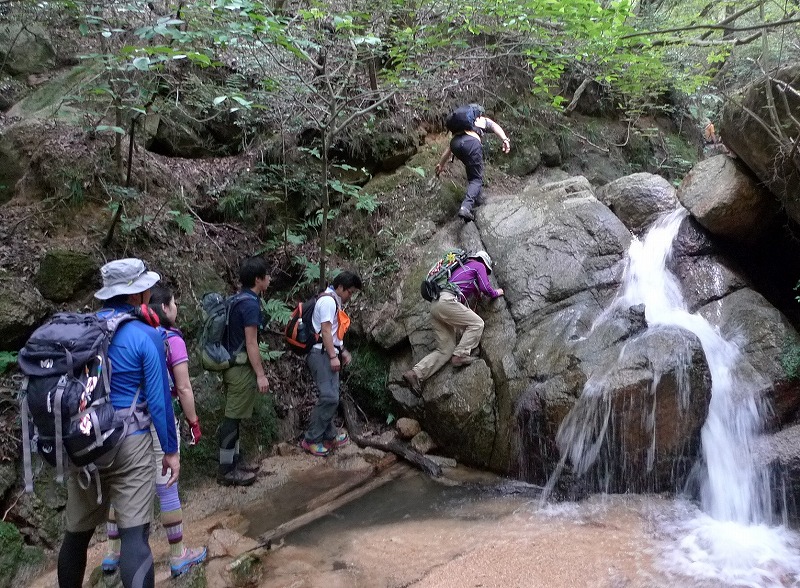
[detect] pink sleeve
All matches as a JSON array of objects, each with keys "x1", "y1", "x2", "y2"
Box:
[{"x1": 166, "y1": 334, "x2": 189, "y2": 368}]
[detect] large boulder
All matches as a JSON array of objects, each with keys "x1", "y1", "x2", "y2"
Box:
[
  {"x1": 677, "y1": 155, "x2": 779, "y2": 242},
  {"x1": 756, "y1": 425, "x2": 800, "y2": 522},
  {"x1": 698, "y1": 288, "x2": 800, "y2": 428},
  {"x1": 0, "y1": 24, "x2": 55, "y2": 75},
  {"x1": 34, "y1": 250, "x2": 97, "y2": 303},
  {"x1": 595, "y1": 172, "x2": 680, "y2": 234},
  {"x1": 721, "y1": 64, "x2": 800, "y2": 225},
  {"x1": 392, "y1": 176, "x2": 633, "y2": 471},
  {"x1": 0, "y1": 275, "x2": 49, "y2": 351},
  {"x1": 518, "y1": 324, "x2": 711, "y2": 493}
]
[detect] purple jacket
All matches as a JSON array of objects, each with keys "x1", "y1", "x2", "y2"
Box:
[{"x1": 448, "y1": 260, "x2": 500, "y2": 302}]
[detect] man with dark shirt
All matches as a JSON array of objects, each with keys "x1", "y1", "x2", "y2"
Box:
[
  {"x1": 217, "y1": 256, "x2": 271, "y2": 486},
  {"x1": 58, "y1": 258, "x2": 178, "y2": 588},
  {"x1": 435, "y1": 105, "x2": 511, "y2": 222}
]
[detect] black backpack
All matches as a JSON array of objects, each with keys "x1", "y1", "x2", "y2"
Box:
[
  {"x1": 18, "y1": 311, "x2": 152, "y2": 500},
  {"x1": 445, "y1": 104, "x2": 483, "y2": 134},
  {"x1": 284, "y1": 292, "x2": 336, "y2": 355},
  {"x1": 420, "y1": 249, "x2": 470, "y2": 302}
]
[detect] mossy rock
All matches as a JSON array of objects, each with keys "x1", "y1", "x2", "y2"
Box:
[
  {"x1": 539, "y1": 135, "x2": 562, "y2": 167},
  {"x1": 34, "y1": 250, "x2": 98, "y2": 303},
  {"x1": 505, "y1": 142, "x2": 541, "y2": 176},
  {"x1": 0, "y1": 274, "x2": 49, "y2": 351},
  {"x1": 12, "y1": 460, "x2": 67, "y2": 547},
  {"x1": 0, "y1": 462, "x2": 15, "y2": 499},
  {"x1": 0, "y1": 521, "x2": 43, "y2": 588},
  {"x1": 0, "y1": 24, "x2": 55, "y2": 75},
  {"x1": 7, "y1": 65, "x2": 98, "y2": 122}
]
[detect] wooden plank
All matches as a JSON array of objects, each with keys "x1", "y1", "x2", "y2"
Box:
[{"x1": 254, "y1": 462, "x2": 411, "y2": 547}]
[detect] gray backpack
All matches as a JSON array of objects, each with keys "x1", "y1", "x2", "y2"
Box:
[{"x1": 199, "y1": 292, "x2": 250, "y2": 371}]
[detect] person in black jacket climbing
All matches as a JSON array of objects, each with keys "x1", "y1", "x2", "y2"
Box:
[{"x1": 435, "y1": 104, "x2": 511, "y2": 222}]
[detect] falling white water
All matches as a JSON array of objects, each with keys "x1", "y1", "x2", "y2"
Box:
[
  {"x1": 619, "y1": 208, "x2": 770, "y2": 524},
  {"x1": 551, "y1": 207, "x2": 800, "y2": 585}
]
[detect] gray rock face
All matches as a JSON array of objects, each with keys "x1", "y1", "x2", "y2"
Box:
[
  {"x1": 698, "y1": 288, "x2": 800, "y2": 427},
  {"x1": 519, "y1": 325, "x2": 711, "y2": 493},
  {"x1": 677, "y1": 155, "x2": 779, "y2": 242},
  {"x1": 0, "y1": 275, "x2": 49, "y2": 351},
  {"x1": 721, "y1": 64, "x2": 800, "y2": 225},
  {"x1": 595, "y1": 172, "x2": 679, "y2": 234},
  {"x1": 389, "y1": 173, "x2": 800, "y2": 497}
]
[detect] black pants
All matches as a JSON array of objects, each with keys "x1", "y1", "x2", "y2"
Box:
[{"x1": 450, "y1": 133, "x2": 484, "y2": 213}]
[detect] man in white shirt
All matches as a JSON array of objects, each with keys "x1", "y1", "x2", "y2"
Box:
[
  {"x1": 435, "y1": 104, "x2": 511, "y2": 222},
  {"x1": 301, "y1": 271, "x2": 363, "y2": 456}
]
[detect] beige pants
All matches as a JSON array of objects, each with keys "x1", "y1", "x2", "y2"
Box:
[
  {"x1": 412, "y1": 291, "x2": 484, "y2": 381},
  {"x1": 65, "y1": 432, "x2": 154, "y2": 532}
]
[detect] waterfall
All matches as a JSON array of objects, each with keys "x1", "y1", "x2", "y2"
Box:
[
  {"x1": 618, "y1": 208, "x2": 771, "y2": 523},
  {"x1": 547, "y1": 207, "x2": 800, "y2": 584}
]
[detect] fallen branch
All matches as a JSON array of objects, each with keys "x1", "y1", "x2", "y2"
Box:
[
  {"x1": 342, "y1": 394, "x2": 443, "y2": 478},
  {"x1": 231, "y1": 461, "x2": 411, "y2": 563},
  {"x1": 305, "y1": 454, "x2": 396, "y2": 511}
]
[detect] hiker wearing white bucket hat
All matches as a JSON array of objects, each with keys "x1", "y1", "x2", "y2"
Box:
[
  {"x1": 59, "y1": 257, "x2": 179, "y2": 588},
  {"x1": 94, "y1": 258, "x2": 161, "y2": 300}
]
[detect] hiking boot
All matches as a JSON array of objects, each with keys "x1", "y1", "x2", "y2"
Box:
[
  {"x1": 458, "y1": 207, "x2": 474, "y2": 222},
  {"x1": 170, "y1": 546, "x2": 207, "y2": 578},
  {"x1": 234, "y1": 455, "x2": 261, "y2": 473},
  {"x1": 403, "y1": 370, "x2": 422, "y2": 396},
  {"x1": 451, "y1": 355, "x2": 477, "y2": 367},
  {"x1": 324, "y1": 431, "x2": 350, "y2": 451},
  {"x1": 216, "y1": 468, "x2": 256, "y2": 487},
  {"x1": 301, "y1": 439, "x2": 330, "y2": 456},
  {"x1": 101, "y1": 551, "x2": 119, "y2": 573}
]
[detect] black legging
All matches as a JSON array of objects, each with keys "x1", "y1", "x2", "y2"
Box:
[
  {"x1": 58, "y1": 524, "x2": 154, "y2": 588},
  {"x1": 450, "y1": 133, "x2": 485, "y2": 213}
]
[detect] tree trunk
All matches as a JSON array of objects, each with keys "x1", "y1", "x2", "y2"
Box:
[{"x1": 318, "y1": 127, "x2": 329, "y2": 290}]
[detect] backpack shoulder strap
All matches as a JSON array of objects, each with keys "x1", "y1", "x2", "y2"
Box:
[{"x1": 225, "y1": 291, "x2": 255, "y2": 352}]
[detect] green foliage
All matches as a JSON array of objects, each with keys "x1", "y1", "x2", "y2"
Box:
[
  {"x1": 0, "y1": 521, "x2": 41, "y2": 588},
  {"x1": 167, "y1": 210, "x2": 195, "y2": 235},
  {"x1": 782, "y1": 281, "x2": 800, "y2": 380},
  {"x1": 345, "y1": 344, "x2": 392, "y2": 418},
  {"x1": 261, "y1": 298, "x2": 293, "y2": 327},
  {"x1": 0, "y1": 352, "x2": 17, "y2": 374},
  {"x1": 258, "y1": 342, "x2": 284, "y2": 362},
  {"x1": 782, "y1": 338, "x2": 800, "y2": 381}
]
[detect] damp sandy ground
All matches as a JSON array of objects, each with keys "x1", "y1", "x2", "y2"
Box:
[{"x1": 28, "y1": 444, "x2": 800, "y2": 588}]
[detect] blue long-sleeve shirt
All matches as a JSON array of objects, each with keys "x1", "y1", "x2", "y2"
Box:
[
  {"x1": 448, "y1": 260, "x2": 501, "y2": 302},
  {"x1": 99, "y1": 303, "x2": 178, "y2": 454}
]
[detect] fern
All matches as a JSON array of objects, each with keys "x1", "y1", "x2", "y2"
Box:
[
  {"x1": 261, "y1": 298, "x2": 292, "y2": 325},
  {"x1": 258, "y1": 342, "x2": 284, "y2": 362},
  {"x1": 167, "y1": 210, "x2": 195, "y2": 235}
]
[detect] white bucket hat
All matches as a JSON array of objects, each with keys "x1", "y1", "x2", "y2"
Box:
[
  {"x1": 470, "y1": 250, "x2": 492, "y2": 273},
  {"x1": 94, "y1": 258, "x2": 160, "y2": 300}
]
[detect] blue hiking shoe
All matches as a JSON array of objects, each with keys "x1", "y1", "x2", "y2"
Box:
[
  {"x1": 101, "y1": 551, "x2": 119, "y2": 573},
  {"x1": 170, "y1": 546, "x2": 207, "y2": 578}
]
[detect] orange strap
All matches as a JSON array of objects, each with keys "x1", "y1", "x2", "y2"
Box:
[{"x1": 336, "y1": 308, "x2": 350, "y2": 340}]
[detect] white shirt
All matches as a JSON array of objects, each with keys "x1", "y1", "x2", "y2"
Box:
[{"x1": 311, "y1": 287, "x2": 343, "y2": 350}]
